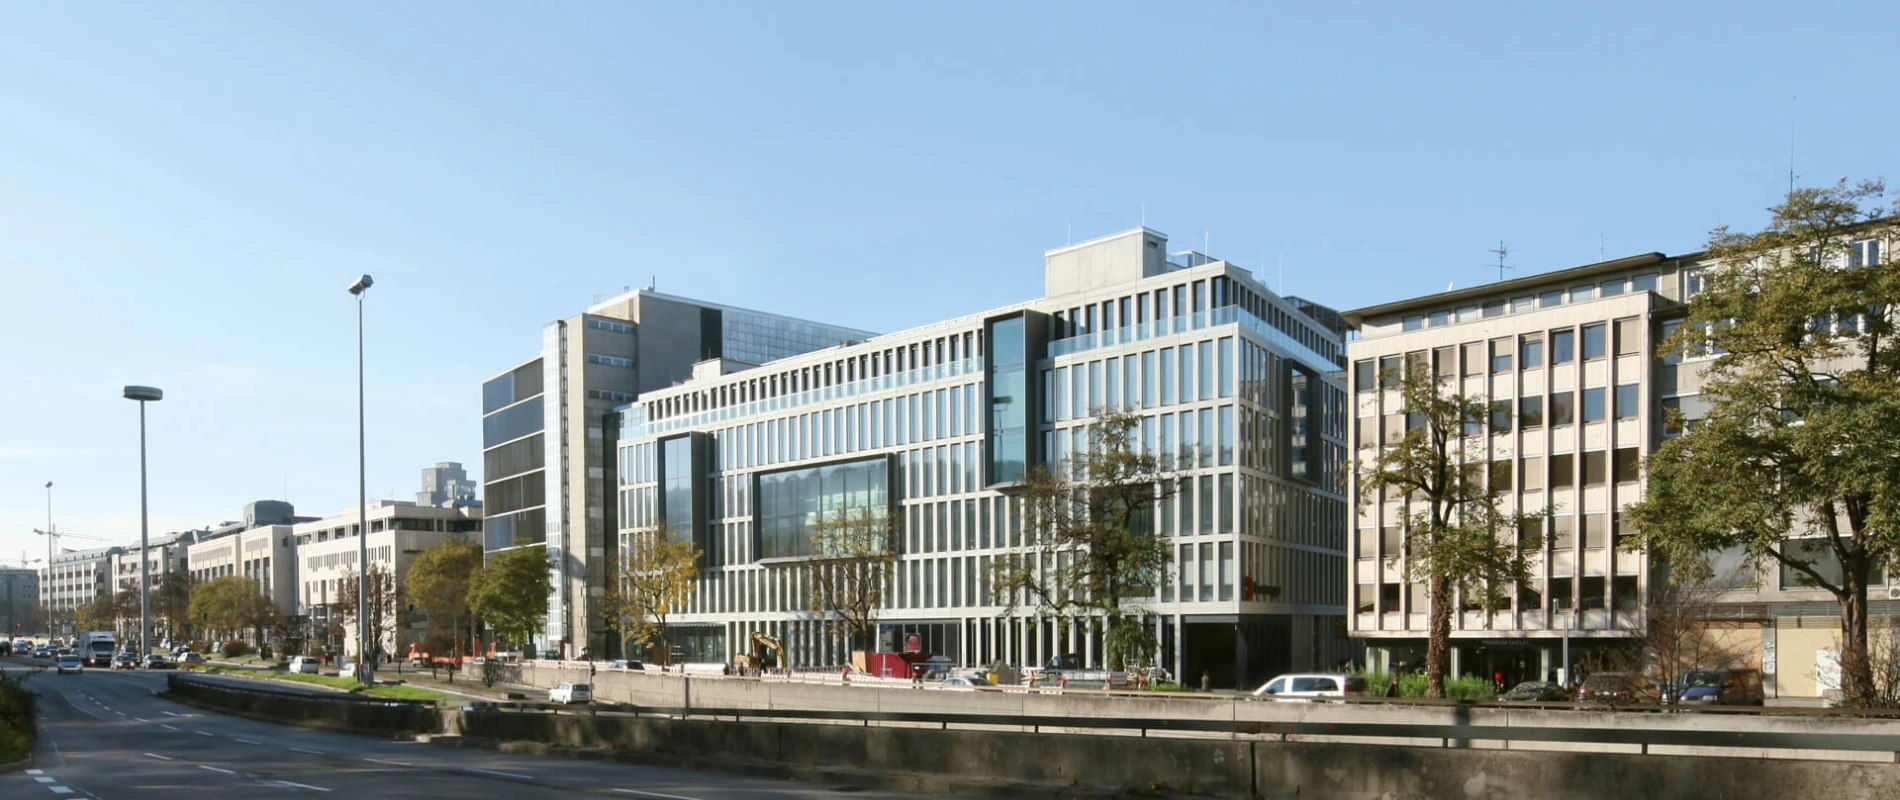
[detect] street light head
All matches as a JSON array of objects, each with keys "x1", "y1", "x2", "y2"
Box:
[
  {"x1": 122, "y1": 385, "x2": 163, "y2": 402},
  {"x1": 348, "y1": 274, "x2": 374, "y2": 295}
]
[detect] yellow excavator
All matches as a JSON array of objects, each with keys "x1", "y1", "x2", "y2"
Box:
[{"x1": 735, "y1": 631, "x2": 784, "y2": 671}]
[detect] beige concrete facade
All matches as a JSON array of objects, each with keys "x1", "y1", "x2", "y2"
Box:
[{"x1": 292, "y1": 500, "x2": 479, "y2": 660}]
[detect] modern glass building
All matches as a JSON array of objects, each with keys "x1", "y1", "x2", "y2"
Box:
[
  {"x1": 615, "y1": 228, "x2": 1352, "y2": 687},
  {"x1": 481, "y1": 290, "x2": 873, "y2": 658}
]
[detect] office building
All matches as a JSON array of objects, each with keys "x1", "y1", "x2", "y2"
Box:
[
  {"x1": 616, "y1": 228, "x2": 1352, "y2": 687},
  {"x1": 293, "y1": 500, "x2": 481, "y2": 659},
  {"x1": 418, "y1": 461, "x2": 480, "y2": 509},
  {"x1": 1342, "y1": 234, "x2": 1893, "y2": 699},
  {"x1": 107, "y1": 531, "x2": 196, "y2": 594},
  {"x1": 0, "y1": 567, "x2": 39, "y2": 639},
  {"x1": 482, "y1": 289, "x2": 873, "y2": 658}
]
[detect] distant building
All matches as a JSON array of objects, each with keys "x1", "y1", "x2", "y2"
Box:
[
  {"x1": 482, "y1": 288, "x2": 873, "y2": 657},
  {"x1": 41, "y1": 546, "x2": 120, "y2": 634},
  {"x1": 0, "y1": 567, "x2": 39, "y2": 639},
  {"x1": 417, "y1": 461, "x2": 480, "y2": 509},
  {"x1": 293, "y1": 500, "x2": 481, "y2": 659},
  {"x1": 107, "y1": 531, "x2": 195, "y2": 595}
]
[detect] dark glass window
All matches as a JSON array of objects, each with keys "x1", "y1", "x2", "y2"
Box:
[
  {"x1": 987, "y1": 316, "x2": 1028, "y2": 483},
  {"x1": 1550, "y1": 391, "x2": 1575, "y2": 425},
  {"x1": 1551, "y1": 329, "x2": 1575, "y2": 364},
  {"x1": 482, "y1": 397, "x2": 544, "y2": 448},
  {"x1": 756, "y1": 457, "x2": 891, "y2": 560},
  {"x1": 1614, "y1": 383, "x2": 1639, "y2": 419},
  {"x1": 1582, "y1": 324, "x2": 1607, "y2": 360},
  {"x1": 1520, "y1": 335, "x2": 1543, "y2": 368},
  {"x1": 1518, "y1": 395, "x2": 1543, "y2": 427},
  {"x1": 1582, "y1": 387, "x2": 1606, "y2": 422}
]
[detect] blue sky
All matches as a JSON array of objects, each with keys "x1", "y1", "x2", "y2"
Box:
[{"x1": 1, "y1": 1, "x2": 1892, "y2": 562}]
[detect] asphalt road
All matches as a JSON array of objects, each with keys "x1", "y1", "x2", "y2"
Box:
[{"x1": 1, "y1": 661, "x2": 985, "y2": 799}]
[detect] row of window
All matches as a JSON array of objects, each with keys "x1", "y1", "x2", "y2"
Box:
[
  {"x1": 1357, "y1": 384, "x2": 1641, "y2": 446},
  {"x1": 649, "y1": 328, "x2": 983, "y2": 423},
  {"x1": 1357, "y1": 575, "x2": 1643, "y2": 615},
  {"x1": 588, "y1": 389, "x2": 634, "y2": 403},
  {"x1": 1047, "y1": 271, "x2": 1340, "y2": 366},
  {"x1": 586, "y1": 318, "x2": 635, "y2": 334},
  {"x1": 1356, "y1": 318, "x2": 1645, "y2": 390},
  {"x1": 1046, "y1": 337, "x2": 1237, "y2": 422},
  {"x1": 1398, "y1": 274, "x2": 1662, "y2": 332},
  {"x1": 587, "y1": 353, "x2": 634, "y2": 369},
  {"x1": 1359, "y1": 502, "x2": 1641, "y2": 559}
]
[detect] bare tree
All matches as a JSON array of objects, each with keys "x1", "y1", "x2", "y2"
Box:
[
  {"x1": 1639, "y1": 567, "x2": 1754, "y2": 704},
  {"x1": 804, "y1": 508, "x2": 898, "y2": 662},
  {"x1": 335, "y1": 562, "x2": 400, "y2": 663}
]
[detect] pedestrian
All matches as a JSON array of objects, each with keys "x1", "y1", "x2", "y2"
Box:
[
  {"x1": 1199, "y1": 670, "x2": 1210, "y2": 693},
  {"x1": 1493, "y1": 669, "x2": 1505, "y2": 694},
  {"x1": 1385, "y1": 675, "x2": 1401, "y2": 698}
]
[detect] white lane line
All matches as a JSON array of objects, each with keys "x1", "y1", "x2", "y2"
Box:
[
  {"x1": 265, "y1": 781, "x2": 332, "y2": 793},
  {"x1": 290, "y1": 748, "x2": 325, "y2": 755},
  {"x1": 134, "y1": 717, "x2": 150, "y2": 722},
  {"x1": 463, "y1": 768, "x2": 533, "y2": 780},
  {"x1": 612, "y1": 790, "x2": 705, "y2": 800},
  {"x1": 363, "y1": 758, "x2": 412, "y2": 766},
  {"x1": 35, "y1": 776, "x2": 53, "y2": 782},
  {"x1": 233, "y1": 738, "x2": 261, "y2": 745},
  {"x1": 197, "y1": 765, "x2": 235, "y2": 774},
  {"x1": 51, "y1": 787, "x2": 73, "y2": 794},
  {"x1": 195, "y1": 731, "x2": 216, "y2": 737},
  {"x1": 143, "y1": 753, "x2": 174, "y2": 760},
  {"x1": 161, "y1": 711, "x2": 181, "y2": 716},
  {"x1": 25, "y1": 769, "x2": 42, "y2": 775},
  {"x1": 160, "y1": 724, "x2": 179, "y2": 731}
]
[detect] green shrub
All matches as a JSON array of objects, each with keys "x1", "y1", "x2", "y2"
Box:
[
  {"x1": 221, "y1": 640, "x2": 252, "y2": 658},
  {"x1": 1358, "y1": 671, "x2": 1498, "y2": 700},
  {"x1": 0, "y1": 669, "x2": 38, "y2": 763}
]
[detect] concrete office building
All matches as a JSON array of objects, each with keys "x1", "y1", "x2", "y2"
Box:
[
  {"x1": 418, "y1": 461, "x2": 480, "y2": 509},
  {"x1": 187, "y1": 525, "x2": 299, "y2": 615},
  {"x1": 0, "y1": 567, "x2": 40, "y2": 639},
  {"x1": 482, "y1": 290, "x2": 873, "y2": 658},
  {"x1": 616, "y1": 228, "x2": 1352, "y2": 687},
  {"x1": 107, "y1": 531, "x2": 195, "y2": 594},
  {"x1": 1341, "y1": 234, "x2": 1893, "y2": 699},
  {"x1": 41, "y1": 546, "x2": 120, "y2": 633},
  {"x1": 293, "y1": 500, "x2": 481, "y2": 660}
]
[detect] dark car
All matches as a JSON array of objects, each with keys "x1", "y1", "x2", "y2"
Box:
[
  {"x1": 1497, "y1": 680, "x2": 1570, "y2": 702},
  {"x1": 1577, "y1": 673, "x2": 1659, "y2": 706},
  {"x1": 113, "y1": 653, "x2": 140, "y2": 670},
  {"x1": 1677, "y1": 668, "x2": 1764, "y2": 706},
  {"x1": 143, "y1": 654, "x2": 173, "y2": 670}
]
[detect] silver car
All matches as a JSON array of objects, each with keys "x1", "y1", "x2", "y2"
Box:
[{"x1": 56, "y1": 655, "x2": 85, "y2": 675}]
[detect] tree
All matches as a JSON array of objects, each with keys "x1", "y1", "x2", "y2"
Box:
[
  {"x1": 1627, "y1": 179, "x2": 1900, "y2": 706},
  {"x1": 334, "y1": 562, "x2": 400, "y2": 662},
  {"x1": 602, "y1": 527, "x2": 700, "y2": 665},
  {"x1": 467, "y1": 543, "x2": 552, "y2": 653},
  {"x1": 154, "y1": 572, "x2": 196, "y2": 642},
  {"x1": 1359, "y1": 360, "x2": 1542, "y2": 698},
  {"x1": 111, "y1": 586, "x2": 140, "y2": 637},
  {"x1": 188, "y1": 576, "x2": 277, "y2": 644},
  {"x1": 1635, "y1": 568, "x2": 1753, "y2": 705},
  {"x1": 992, "y1": 412, "x2": 1173, "y2": 671},
  {"x1": 405, "y1": 539, "x2": 482, "y2": 657},
  {"x1": 804, "y1": 509, "x2": 897, "y2": 658},
  {"x1": 73, "y1": 597, "x2": 115, "y2": 635}
]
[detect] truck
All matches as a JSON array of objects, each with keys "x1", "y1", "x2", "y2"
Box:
[{"x1": 82, "y1": 632, "x2": 116, "y2": 667}]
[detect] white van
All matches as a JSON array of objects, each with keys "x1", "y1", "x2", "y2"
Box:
[
  {"x1": 287, "y1": 656, "x2": 322, "y2": 674},
  {"x1": 1252, "y1": 673, "x2": 1370, "y2": 701}
]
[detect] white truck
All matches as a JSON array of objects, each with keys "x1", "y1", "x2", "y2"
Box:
[{"x1": 82, "y1": 631, "x2": 116, "y2": 667}]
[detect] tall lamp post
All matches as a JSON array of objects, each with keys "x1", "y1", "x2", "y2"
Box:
[
  {"x1": 123, "y1": 385, "x2": 162, "y2": 658},
  {"x1": 43, "y1": 482, "x2": 52, "y2": 626},
  {"x1": 348, "y1": 274, "x2": 374, "y2": 685}
]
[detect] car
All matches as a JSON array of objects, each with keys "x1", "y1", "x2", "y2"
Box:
[
  {"x1": 56, "y1": 655, "x2": 84, "y2": 675},
  {"x1": 459, "y1": 701, "x2": 501, "y2": 713},
  {"x1": 1577, "y1": 673, "x2": 1660, "y2": 706},
  {"x1": 1252, "y1": 673, "x2": 1371, "y2": 701},
  {"x1": 606, "y1": 659, "x2": 645, "y2": 670},
  {"x1": 143, "y1": 654, "x2": 173, "y2": 670},
  {"x1": 287, "y1": 656, "x2": 322, "y2": 674},
  {"x1": 1676, "y1": 668, "x2": 1764, "y2": 706},
  {"x1": 1497, "y1": 680, "x2": 1570, "y2": 703},
  {"x1": 113, "y1": 653, "x2": 139, "y2": 670},
  {"x1": 178, "y1": 652, "x2": 205, "y2": 667},
  {"x1": 933, "y1": 675, "x2": 993, "y2": 692},
  {"x1": 548, "y1": 682, "x2": 592, "y2": 704}
]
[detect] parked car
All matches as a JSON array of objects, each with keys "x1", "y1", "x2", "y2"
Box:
[
  {"x1": 1577, "y1": 673, "x2": 1659, "y2": 706},
  {"x1": 1252, "y1": 673, "x2": 1370, "y2": 701},
  {"x1": 607, "y1": 660, "x2": 645, "y2": 670},
  {"x1": 178, "y1": 652, "x2": 205, "y2": 667},
  {"x1": 113, "y1": 653, "x2": 139, "y2": 670},
  {"x1": 548, "y1": 682, "x2": 592, "y2": 704},
  {"x1": 933, "y1": 675, "x2": 993, "y2": 692},
  {"x1": 143, "y1": 654, "x2": 172, "y2": 670},
  {"x1": 1677, "y1": 668, "x2": 1764, "y2": 706},
  {"x1": 56, "y1": 655, "x2": 84, "y2": 675},
  {"x1": 1497, "y1": 681, "x2": 1570, "y2": 703},
  {"x1": 287, "y1": 656, "x2": 322, "y2": 674}
]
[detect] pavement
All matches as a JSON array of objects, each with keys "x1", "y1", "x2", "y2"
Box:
[{"x1": 0, "y1": 659, "x2": 994, "y2": 799}]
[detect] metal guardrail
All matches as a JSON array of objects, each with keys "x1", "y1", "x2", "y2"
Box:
[{"x1": 170, "y1": 674, "x2": 1900, "y2": 757}]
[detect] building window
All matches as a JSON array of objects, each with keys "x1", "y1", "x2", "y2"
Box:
[
  {"x1": 1551, "y1": 330, "x2": 1575, "y2": 364},
  {"x1": 587, "y1": 353, "x2": 634, "y2": 368},
  {"x1": 755, "y1": 456, "x2": 890, "y2": 560},
  {"x1": 1569, "y1": 285, "x2": 1594, "y2": 303},
  {"x1": 1850, "y1": 239, "x2": 1883, "y2": 267},
  {"x1": 1429, "y1": 310, "x2": 1450, "y2": 327},
  {"x1": 1631, "y1": 273, "x2": 1659, "y2": 293},
  {"x1": 1403, "y1": 315, "x2": 1423, "y2": 331},
  {"x1": 1613, "y1": 447, "x2": 1641, "y2": 483},
  {"x1": 1520, "y1": 456, "x2": 1544, "y2": 491},
  {"x1": 1614, "y1": 383, "x2": 1639, "y2": 419},
  {"x1": 1599, "y1": 279, "x2": 1625, "y2": 297},
  {"x1": 1490, "y1": 338, "x2": 1513, "y2": 373},
  {"x1": 1482, "y1": 300, "x2": 1506, "y2": 319},
  {"x1": 1540, "y1": 290, "x2": 1563, "y2": 309},
  {"x1": 1582, "y1": 324, "x2": 1607, "y2": 360},
  {"x1": 1518, "y1": 395, "x2": 1543, "y2": 428},
  {"x1": 1550, "y1": 391, "x2": 1575, "y2": 425},
  {"x1": 1614, "y1": 318, "x2": 1642, "y2": 357},
  {"x1": 1462, "y1": 342, "x2": 1485, "y2": 377},
  {"x1": 1551, "y1": 455, "x2": 1574, "y2": 488},
  {"x1": 1520, "y1": 335, "x2": 1543, "y2": 369},
  {"x1": 1582, "y1": 451, "x2": 1607, "y2": 485},
  {"x1": 1582, "y1": 387, "x2": 1606, "y2": 422},
  {"x1": 1489, "y1": 400, "x2": 1512, "y2": 433}
]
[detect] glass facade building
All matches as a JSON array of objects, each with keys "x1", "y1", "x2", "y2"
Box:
[{"x1": 616, "y1": 228, "x2": 1352, "y2": 687}]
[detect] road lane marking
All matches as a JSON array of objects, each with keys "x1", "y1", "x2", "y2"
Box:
[
  {"x1": 161, "y1": 724, "x2": 179, "y2": 731},
  {"x1": 613, "y1": 790, "x2": 705, "y2": 800},
  {"x1": 363, "y1": 758, "x2": 412, "y2": 766},
  {"x1": 143, "y1": 753, "x2": 174, "y2": 761},
  {"x1": 291, "y1": 748, "x2": 325, "y2": 755},
  {"x1": 196, "y1": 731, "x2": 216, "y2": 737},
  {"x1": 265, "y1": 781, "x2": 332, "y2": 792},
  {"x1": 51, "y1": 787, "x2": 73, "y2": 794},
  {"x1": 463, "y1": 768, "x2": 533, "y2": 780},
  {"x1": 134, "y1": 717, "x2": 150, "y2": 722},
  {"x1": 25, "y1": 769, "x2": 42, "y2": 775},
  {"x1": 197, "y1": 765, "x2": 235, "y2": 774},
  {"x1": 233, "y1": 738, "x2": 261, "y2": 745},
  {"x1": 35, "y1": 776, "x2": 53, "y2": 782}
]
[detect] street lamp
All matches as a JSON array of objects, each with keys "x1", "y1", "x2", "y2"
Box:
[
  {"x1": 124, "y1": 385, "x2": 162, "y2": 659},
  {"x1": 42, "y1": 482, "x2": 52, "y2": 615},
  {"x1": 348, "y1": 274, "x2": 373, "y2": 685}
]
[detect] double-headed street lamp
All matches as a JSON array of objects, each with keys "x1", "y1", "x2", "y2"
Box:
[
  {"x1": 123, "y1": 385, "x2": 162, "y2": 658},
  {"x1": 348, "y1": 274, "x2": 373, "y2": 685}
]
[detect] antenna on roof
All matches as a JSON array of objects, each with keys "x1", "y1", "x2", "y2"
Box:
[
  {"x1": 1488, "y1": 240, "x2": 1513, "y2": 282},
  {"x1": 648, "y1": 276, "x2": 656, "y2": 291}
]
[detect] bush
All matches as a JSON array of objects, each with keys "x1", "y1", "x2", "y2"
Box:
[
  {"x1": 188, "y1": 640, "x2": 210, "y2": 654},
  {"x1": 1359, "y1": 671, "x2": 1498, "y2": 700},
  {"x1": 221, "y1": 640, "x2": 252, "y2": 658},
  {"x1": 0, "y1": 669, "x2": 37, "y2": 763}
]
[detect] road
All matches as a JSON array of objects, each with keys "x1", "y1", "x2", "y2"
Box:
[{"x1": 1, "y1": 661, "x2": 984, "y2": 799}]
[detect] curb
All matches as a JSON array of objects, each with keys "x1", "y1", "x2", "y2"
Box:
[{"x1": 0, "y1": 754, "x2": 33, "y2": 776}]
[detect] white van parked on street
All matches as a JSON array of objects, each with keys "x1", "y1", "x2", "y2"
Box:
[{"x1": 1252, "y1": 673, "x2": 1370, "y2": 701}]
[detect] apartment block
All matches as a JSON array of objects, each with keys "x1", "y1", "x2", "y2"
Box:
[
  {"x1": 616, "y1": 228, "x2": 1351, "y2": 687},
  {"x1": 482, "y1": 290, "x2": 873, "y2": 658},
  {"x1": 292, "y1": 500, "x2": 481, "y2": 659}
]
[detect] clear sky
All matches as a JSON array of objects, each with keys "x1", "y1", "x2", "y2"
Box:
[{"x1": 1, "y1": 1, "x2": 1892, "y2": 564}]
